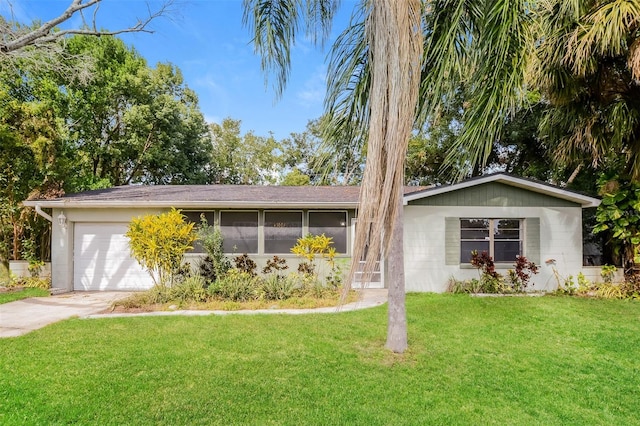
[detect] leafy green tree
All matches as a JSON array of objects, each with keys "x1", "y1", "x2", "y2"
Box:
[
  {"x1": 209, "y1": 118, "x2": 281, "y2": 184},
  {"x1": 280, "y1": 168, "x2": 311, "y2": 186},
  {"x1": 0, "y1": 34, "x2": 213, "y2": 265},
  {"x1": 534, "y1": 0, "x2": 640, "y2": 180},
  {"x1": 278, "y1": 117, "x2": 363, "y2": 185},
  {"x1": 196, "y1": 218, "x2": 231, "y2": 281},
  {"x1": 61, "y1": 35, "x2": 212, "y2": 186},
  {"x1": 0, "y1": 66, "x2": 68, "y2": 265}
]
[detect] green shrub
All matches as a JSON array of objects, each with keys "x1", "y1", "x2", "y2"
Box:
[
  {"x1": 116, "y1": 286, "x2": 172, "y2": 309},
  {"x1": 209, "y1": 270, "x2": 258, "y2": 302},
  {"x1": 296, "y1": 273, "x2": 331, "y2": 299},
  {"x1": 169, "y1": 275, "x2": 208, "y2": 303},
  {"x1": 595, "y1": 283, "x2": 626, "y2": 299},
  {"x1": 27, "y1": 260, "x2": 45, "y2": 277},
  {"x1": 452, "y1": 253, "x2": 539, "y2": 294},
  {"x1": 601, "y1": 265, "x2": 617, "y2": 284},
  {"x1": 325, "y1": 263, "x2": 344, "y2": 289},
  {"x1": 577, "y1": 272, "x2": 593, "y2": 293},
  {"x1": 595, "y1": 276, "x2": 640, "y2": 299},
  {"x1": 447, "y1": 277, "x2": 470, "y2": 293},
  {"x1": 126, "y1": 209, "x2": 197, "y2": 288},
  {"x1": 259, "y1": 273, "x2": 298, "y2": 300},
  {"x1": 447, "y1": 276, "x2": 509, "y2": 294}
]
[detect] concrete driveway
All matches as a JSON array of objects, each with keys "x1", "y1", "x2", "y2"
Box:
[{"x1": 0, "y1": 291, "x2": 132, "y2": 338}]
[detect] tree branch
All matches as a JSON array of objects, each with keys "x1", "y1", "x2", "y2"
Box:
[{"x1": 1, "y1": 0, "x2": 173, "y2": 54}]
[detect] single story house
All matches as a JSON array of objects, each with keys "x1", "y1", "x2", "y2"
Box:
[{"x1": 24, "y1": 173, "x2": 601, "y2": 293}]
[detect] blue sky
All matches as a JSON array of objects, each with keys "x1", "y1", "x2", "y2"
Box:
[{"x1": 2, "y1": 0, "x2": 357, "y2": 140}]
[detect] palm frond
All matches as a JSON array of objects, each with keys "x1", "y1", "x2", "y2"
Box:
[
  {"x1": 242, "y1": 0, "x2": 339, "y2": 96},
  {"x1": 421, "y1": 0, "x2": 530, "y2": 180},
  {"x1": 565, "y1": 0, "x2": 640, "y2": 77},
  {"x1": 630, "y1": 37, "x2": 640, "y2": 80},
  {"x1": 319, "y1": 4, "x2": 370, "y2": 184}
]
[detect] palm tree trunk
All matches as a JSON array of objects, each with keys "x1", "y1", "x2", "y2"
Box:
[{"x1": 385, "y1": 187, "x2": 407, "y2": 352}]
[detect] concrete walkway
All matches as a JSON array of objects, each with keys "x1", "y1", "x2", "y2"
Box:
[
  {"x1": 0, "y1": 289, "x2": 388, "y2": 338},
  {"x1": 0, "y1": 291, "x2": 133, "y2": 338}
]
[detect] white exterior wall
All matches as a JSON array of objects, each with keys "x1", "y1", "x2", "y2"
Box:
[{"x1": 403, "y1": 205, "x2": 584, "y2": 293}]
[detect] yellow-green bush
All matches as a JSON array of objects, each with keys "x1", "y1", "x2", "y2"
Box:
[{"x1": 126, "y1": 209, "x2": 196, "y2": 287}]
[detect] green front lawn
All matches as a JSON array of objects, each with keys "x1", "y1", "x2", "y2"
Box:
[
  {"x1": 1, "y1": 294, "x2": 638, "y2": 424},
  {"x1": 0, "y1": 287, "x2": 49, "y2": 305}
]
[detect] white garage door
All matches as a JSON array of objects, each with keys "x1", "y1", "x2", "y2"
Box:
[{"x1": 74, "y1": 223, "x2": 154, "y2": 291}]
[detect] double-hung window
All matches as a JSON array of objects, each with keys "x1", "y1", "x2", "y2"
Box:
[{"x1": 460, "y1": 219, "x2": 522, "y2": 263}]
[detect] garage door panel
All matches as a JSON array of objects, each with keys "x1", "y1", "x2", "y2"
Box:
[{"x1": 74, "y1": 223, "x2": 154, "y2": 291}]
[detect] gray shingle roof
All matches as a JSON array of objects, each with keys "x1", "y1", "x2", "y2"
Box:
[
  {"x1": 62, "y1": 185, "x2": 361, "y2": 203},
  {"x1": 24, "y1": 185, "x2": 428, "y2": 208}
]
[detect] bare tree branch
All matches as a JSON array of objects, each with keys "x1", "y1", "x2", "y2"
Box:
[{"x1": 0, "y1": 0, "x2": 174, "y2": 54}]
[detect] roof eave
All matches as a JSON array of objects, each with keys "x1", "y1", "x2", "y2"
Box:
[{"x1": 22, "y1": 200, "x2": 359, "y2": 209}]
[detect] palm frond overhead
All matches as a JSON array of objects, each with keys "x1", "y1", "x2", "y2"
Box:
[
  {"x1": 565, "y1": 0, "x2": 640, "y2": 77},
  {"x1": 320, "y1": 4, "x2": 370, "y2": 182},
  {"x1": 417, "y1": 0, "x2": 531, "y2": 180},
  {"x1": 534, "y1": 0, "x2": 640, "y2": 179},
  {"x1": 242, "y1": 0, "x2": 339, "y2": 96}
]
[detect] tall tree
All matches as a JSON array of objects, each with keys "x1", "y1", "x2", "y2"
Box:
[
  {"x1": 60, "y1": 35, "x2": 212, "y2": 186},
  {"x1": 0, "y1": 65, "x2": 67, "y2": 264},
  {"x1": 284, "y1": 117, "x2": 364, "y2": 185},
  {"x1": 0, "y1": 34, "x2": 212, "y2": 266},
  {"x1": 533, "y1": 0, "x2": 640, "y2": 180}
]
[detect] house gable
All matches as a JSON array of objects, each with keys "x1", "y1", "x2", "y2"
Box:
[{"x1": 407, "y1": 182, "x2": 582, "y2": 207}]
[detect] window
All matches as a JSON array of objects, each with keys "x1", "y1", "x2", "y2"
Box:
[
  {"x1": 460, "y1": 219, "x2": 522, "y2": 263},
  {"x1": 183, "y1": 211, "x2": 215, "y2": 253},
  {"x1": 264, "y1": 211, "x2": 302, "y2": 253},
  {"x1": 309, "y1": 211, "x2": 348, "y2": 253},
  {"x1": 220, "y1": 211, "x2": 258, "y2": 254}
]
